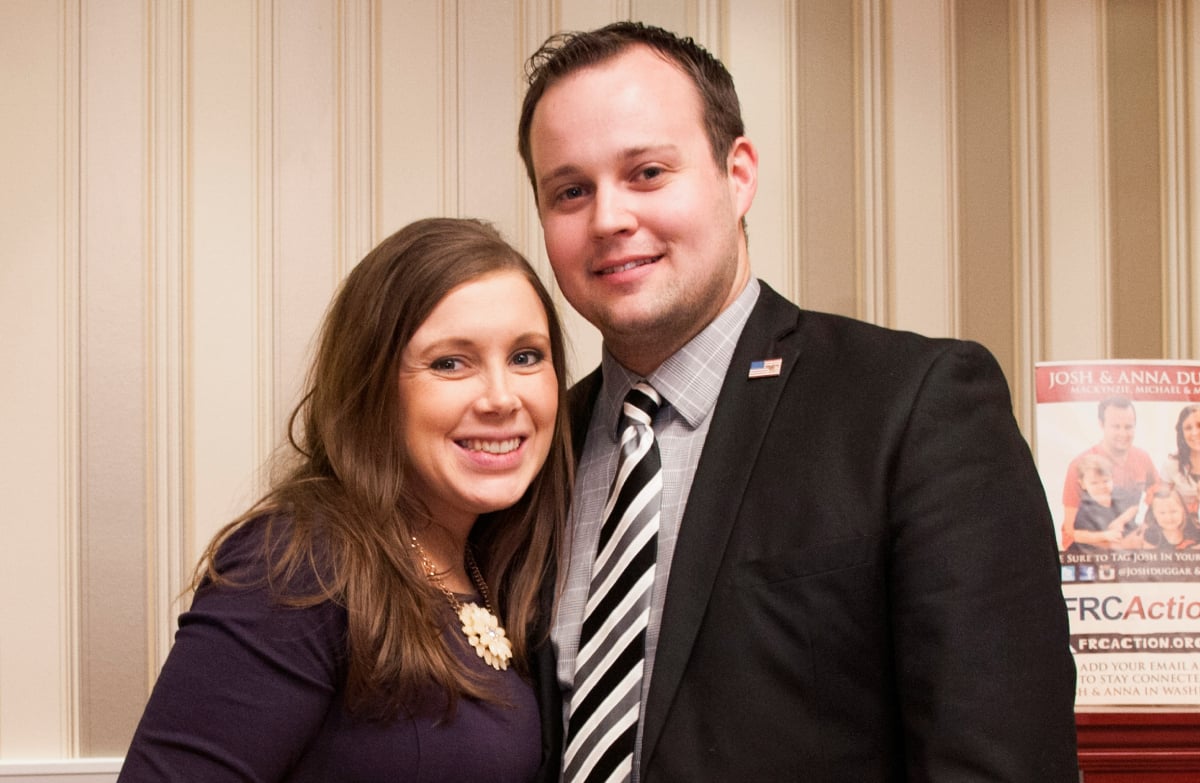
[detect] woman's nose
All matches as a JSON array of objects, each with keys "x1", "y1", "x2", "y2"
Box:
[{"x1": 476, "y1": 370, "x2": 521, "y2": 414}]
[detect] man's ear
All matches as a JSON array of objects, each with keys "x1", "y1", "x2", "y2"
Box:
[{"x1": 727, "y1": 136, "x2": 758, "y2": 219}]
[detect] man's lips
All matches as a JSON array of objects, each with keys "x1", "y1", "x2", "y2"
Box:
[{"x1": 596, "y1": 256, "x2": 660, "y2": 276}]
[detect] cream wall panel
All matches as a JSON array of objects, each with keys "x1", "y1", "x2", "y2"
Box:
[
  {"x1": 461, "y1": 0, "x2": 521, "y2": 236},
  {"x1": 628, "y1": 0, "x2": 691, "y2": 37},
  {"x1": 1105, "y1": 0, "x2": 1161, "y2": 359},
  {"x1": 794, "y1": 0, "x2": 857, "y2": 318},
  {"x1": 78, "y1": 0, "x2": 152, "y2": 755},
  {"x1": 887, "y1": 0, "x2": 956, "y2": 337},
  {"x1": 274, "y1": 1, "x2": 342, "y2": 438},
  {"x1": 726, "y1": 1, "x2": 795, "y2": 300},
  {"x1": 1042, "y1": 0, "x2": 1108, "y2": 359},
  {"x1": 955, "y1": 0, "x2": 1017, "y2": 375},
  {"x1": 377, "y1": 1, "x2": 447, "y2": 227},
  {"x1": 557, "y1": 0, "x2": 626, "y2": 32},
  {"x1": 0, "y1": 0, "x2": 75, "y2": 756},
  {"x1": 188, "y1": 1, "x2": 264, "y2": 575}
]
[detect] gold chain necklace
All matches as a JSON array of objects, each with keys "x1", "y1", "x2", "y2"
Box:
[{"x1": 409, "y1": 534, "x2": 513, "y2": 671}]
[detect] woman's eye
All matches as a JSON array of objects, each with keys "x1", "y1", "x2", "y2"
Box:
[
  {"x1": 431, "y1": 357, "x2": 463, "y2": 372},
  {"x1": 512, "y1": 349, "x2": 544, "y2": 367},
  {"x1": 640, "y1": 166, "x2": 663, "y2": 180}
]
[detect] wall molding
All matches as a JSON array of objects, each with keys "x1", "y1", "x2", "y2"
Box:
[
  {"x1": 1011, "y1": 0, "x2": 1044, "y2": 430},
  {"x1": 59, "y1": 0, "x2": 83, "y2": 756},
  {"x1": 1161, "y1": 0, "x2": 1192, "y2": 358},
  {"x1": 337, "y1": 0, "x2": 374, "y2": 277},
  {"x1": 149, "y1": 0, "x2": 186, "y2": 676},
  {"x1": 857, "y1": 0, "x2": 888, "y2": 324}
]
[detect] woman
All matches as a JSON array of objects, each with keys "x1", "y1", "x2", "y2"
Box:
[
  {"x1": 119, "y1": 218, "x2": 571, "y2": 782},
  {"x1": 1161, "y1": 403, "x2": 1200, "y2": 513},
  {"x1": 1130, "y1": 484, "x2": 1200, "y2": 551}
]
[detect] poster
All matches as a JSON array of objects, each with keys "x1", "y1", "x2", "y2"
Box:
[{"x1": 1035, "y1": 360, "x2": 1200, "y2": 706}]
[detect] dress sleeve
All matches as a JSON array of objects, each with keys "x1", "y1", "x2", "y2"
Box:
[
  {"x1": 118, "y1": 524, "x2": 346, "y2": 782},
  {"x1": 887, "y1": 341, "x2": 1078, "y2": 781}
]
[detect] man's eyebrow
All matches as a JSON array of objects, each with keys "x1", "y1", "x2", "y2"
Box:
[
  {"x1": 537, "y1": 145, "x2": 680, "y2": 191},
  {"x1": 538, "y1": 164, "x2": 581, "y2": 191}
]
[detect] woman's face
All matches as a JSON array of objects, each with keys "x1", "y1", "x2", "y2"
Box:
[
  {"x1": 1182, "y1": 410, "x2": 1200, "y2": 453},
  {"x1": 397, "y1": 270, "x2": 558, "y2": 530},
  {"x1": 1152, "y1": 495, "x2": 1186, "y2": 532}
]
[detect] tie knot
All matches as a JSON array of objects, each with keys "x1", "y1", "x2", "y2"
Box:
[{"x1": 623, "y1": 381, "x2": 661, "y2": 427}]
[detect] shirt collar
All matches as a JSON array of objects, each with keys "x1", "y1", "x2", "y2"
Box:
[{"x1": 597, "y1": 278, "x2": 761, "y2": 440}]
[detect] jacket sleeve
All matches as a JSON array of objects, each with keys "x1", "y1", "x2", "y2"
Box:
[
  {"x1": 118, "y1": 525, "x2": 344, "y2": 782},
  {"x1": 887, "y1": 340, "x2": 1078, "y2": 781}
]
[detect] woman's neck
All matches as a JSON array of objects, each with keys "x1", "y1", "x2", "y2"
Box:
[{"x1": 413, "y1": 522, "x2": 473, "y2": 593}]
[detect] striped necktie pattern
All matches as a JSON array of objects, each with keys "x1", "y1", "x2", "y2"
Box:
[{"x1": 563, "y1": 381, "x2": 663, "y2": 783}]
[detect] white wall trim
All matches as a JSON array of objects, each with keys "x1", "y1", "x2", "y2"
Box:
[
  {"x1": 0, "y1": 758, "x2": 120, "y2": 783},
  {"x1": 1011, "y1": 0, "x2": 1044, "y2": 432},
  {"x1": 1161, "y1": 0, "x2": 1192, "y2": 358},
  {"x1": 149, "y1": 0, "x2": 186, "y2": 676},
  {"x1": 857, "y1": 0, "x2": 888, "y2": 324},
  {"x1": 59, "y1": 0, "x2": 83, "y2": 755}
]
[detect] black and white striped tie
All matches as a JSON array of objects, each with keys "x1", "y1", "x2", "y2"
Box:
[{"x1": 564, "y1": 381, "x2": 663, "y2": 783}]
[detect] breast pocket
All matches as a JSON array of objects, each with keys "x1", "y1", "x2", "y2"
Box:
[{"x1": 737, "y1": 534, "x2": 884, "y2": 586}]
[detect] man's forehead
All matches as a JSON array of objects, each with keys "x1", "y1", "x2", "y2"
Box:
[{"x1": 1103, "y1": 407, "x2": 1136, "y2": 424}]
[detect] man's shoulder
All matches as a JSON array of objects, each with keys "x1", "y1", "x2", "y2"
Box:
[
  {"x1": 788, "y1": 306, "x2": 998, "y2": 387},
  {"x1": 753, "y1": 283, "x2": 966, "y2": 366}
]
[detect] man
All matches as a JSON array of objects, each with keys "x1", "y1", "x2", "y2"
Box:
[
  {"x1": 518, "y1": 21, "x2": 1077, "y2": 782},
  {"x1": 1060, "y1": 396, "x2": 1158, "y2": 549}
]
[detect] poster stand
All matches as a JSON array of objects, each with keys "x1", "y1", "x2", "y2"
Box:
[{"x1": 1076, "y1": 710, "x2": 1200, "y2": 780}]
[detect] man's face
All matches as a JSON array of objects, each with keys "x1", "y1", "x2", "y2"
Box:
[
  {"x1": 527, "y1": 45, "x2": 757, "y2": 374},
  {"x1": 1101, "y1": 405, "x2": 1136, "y2": 457}
]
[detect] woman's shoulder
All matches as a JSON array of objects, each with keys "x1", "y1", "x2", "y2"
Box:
[{"x1": 206, "y1": 513, "x2": 339, "y2": 600}]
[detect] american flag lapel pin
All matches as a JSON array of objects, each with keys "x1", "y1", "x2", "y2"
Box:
[{"x1": 748, "y1": 358, "x2": 783, "y2": 378}]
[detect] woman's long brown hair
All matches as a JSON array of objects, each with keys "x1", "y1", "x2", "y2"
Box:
[{"x1": 193, "y1": 217, "x2": 571, "y2": 718}]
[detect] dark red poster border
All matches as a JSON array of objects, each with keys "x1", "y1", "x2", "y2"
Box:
[{"x1": 1076, "y1": 710, "x2": 1200, "y2": 781}]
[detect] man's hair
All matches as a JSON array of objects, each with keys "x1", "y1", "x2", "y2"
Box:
[
  {"x1": 517, "y1": 20, "x2": 745, "y2": 199},
  {"x1": 1098, "y1": 395, "x2": 1135, "y2": 423}
]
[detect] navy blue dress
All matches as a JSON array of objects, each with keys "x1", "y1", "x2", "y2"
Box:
[{"x1": 118, "y1": 522, "x2": 540, "y2": 782}]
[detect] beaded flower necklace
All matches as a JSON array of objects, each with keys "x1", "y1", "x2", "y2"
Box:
[{"x1": 409, "y1": 534, "x2": 513, "y2": 671}]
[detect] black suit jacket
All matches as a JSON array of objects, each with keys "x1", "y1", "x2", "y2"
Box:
[{"x1": 535, "y1": 283, "x2": 1078, "y2": 781}]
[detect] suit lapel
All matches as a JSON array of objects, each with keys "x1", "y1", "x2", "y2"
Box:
[{"x1": 639, "y1": 284, "x2": 803, "y2": 774}]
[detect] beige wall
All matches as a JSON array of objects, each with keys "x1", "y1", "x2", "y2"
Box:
[{"x1": 1, "y1": 0, "x2": 1196, "y2": 762}]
